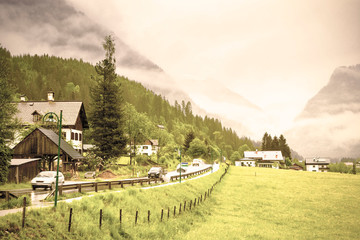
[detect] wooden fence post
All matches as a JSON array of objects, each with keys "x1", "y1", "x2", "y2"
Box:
[
  {"x1": 59, "y1": 185, "x2": 63, "y2": 196},
  {"x1": 167, "y1": 207, "x2": 170, "y2": 219},
  {"x1": 161, "y1": 209, "x2": 164, "y2": 222},
  {"x1": 120, "y1": 209, "x2": 122, "y2": 224},
  {"x1": 148, "y1": 210, "x2": 150, "y2": 223},
  {"x1": 184, "y1": 201, "x2": 186, "y2": 212},
  {"x1": 121, "y1": 181, "x2": 123, "y2": 188},
  {"x1": 109, "y1": 182, "x2": 112, "y2": 190},
  {"x1": 99, "y1": 209, "x2": 102, "y2": 229},
  {"x1": 22, "y1": 197, "x2": 26, "y2": 228},
  {"x1": 131, "y1": 181, "x2": 134, "y2": 186},
  {"x1": 135, "y1": 211, "x2": 138, "y2": 225},
  {"x1": 68, "y1": 208, "x2": 73, "y2": 232},
  {"x1": 173, "y1": 206, "x2": 176, "y2": 217},
  {"x1": 5, "y1": 191, "x2": 9, "y2": 202},
  {"x1": 179, "y1": 203, "x2": 182, "y2": 214},
  {"x1": 78, "y1": 184, "x2": 82, "y2": 193},
  {"x1": 194, "y1": 198, "x2": 196, "y2": 207},
  {"x1": 95, "y1": 182, "x2": 98, "y2": 192}
]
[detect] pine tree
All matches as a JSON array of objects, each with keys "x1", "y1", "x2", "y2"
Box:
[
  {"x1": 279, "y1": 134, "x2": 292, "y2": 159},
  {"x1": 0, "y1": 46, "x2": 18, "y2": 183},
  {"x1": 271, "y1": 136, "x2": 279, "y2": 150},
  {"x1": 183, "y1": 131, "x2": 195, "y2": 153},
  {"x1": 88, "y1": 36, "x2": 127, "y2": 169}
]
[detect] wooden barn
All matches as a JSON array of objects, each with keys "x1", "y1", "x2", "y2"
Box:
[
  {"x1": 8, "y1": 158, "x2": 41, "y2": 183},
  {"x1": 12, "y1": 127, "x2": 84, "y2": 173}
]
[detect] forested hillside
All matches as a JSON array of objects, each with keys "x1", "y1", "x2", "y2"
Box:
[{"x1": 2, "y1": 46, "x2": 256, "y2": 165}]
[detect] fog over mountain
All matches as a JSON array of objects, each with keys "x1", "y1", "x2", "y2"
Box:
[
  {"x1": 0, "y1": 0, "x2": 259, "y2": 135},
  {"x1": 286, "y1": 65, "x2": 360, "y2": 158}
]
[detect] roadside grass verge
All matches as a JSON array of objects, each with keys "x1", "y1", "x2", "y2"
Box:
[
  {"x1": 174, "y1": 167, "x2": 360, "y2": 240},
  {"x1": 0, "y1": 164, "x2": 226, "y2": 239},
  {"x1": 0, "y1": 195, "x2": 31, "y2": 210},
  {"x1": 0, "y1": 183, "x2": 31, "y2": 191}
]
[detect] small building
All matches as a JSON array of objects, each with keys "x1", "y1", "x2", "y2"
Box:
[
  {"x1": 15, "y1": 91, "x2": 89, "y2": 153},
  {"x1": 243, "y1": 150, "x2": 284, "y2": 169},
  {"x1": 12, "y1": 127, "x2": 84, "y2": 172},
  {"x1": 235, "y1": 158, "x2": 256, "y2": 167},
  {"x1": 137, "y1": 139, "x2": 159, "y2": 156},
  {"x1": 288, "y1": 163, "x2": 304, "y2": 171},
  {"x1": 8, "y1": 158, "x2": 41, "y2": 183},
  {"x1": 305, "y1": 158, "x2": 330, "y2": 172}
]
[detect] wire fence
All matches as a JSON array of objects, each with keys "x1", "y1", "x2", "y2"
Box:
[{"x1": 17, "y1": 164, "x2": 229, "y2": 233}]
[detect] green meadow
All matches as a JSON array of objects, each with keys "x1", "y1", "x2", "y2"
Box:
[
  {"x1": 175, "y1": 167, "x2": 360, "y2": 240},
  {"x1": 1, "y1": 166, "x2": 359, "y2": 239}
]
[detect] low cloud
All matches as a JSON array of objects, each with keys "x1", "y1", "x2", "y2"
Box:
[{"x1": 286, "y1": 111, "x2": 360, "y2": 158}]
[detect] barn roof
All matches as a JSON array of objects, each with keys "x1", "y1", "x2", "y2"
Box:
[
  {"x1": 10, "y1": 158, "x2": 41, "y2": 166},
  {"x1": 15, "y1": 101, "x2": 88, "y2": 128},
  {"x1": 37, "y1": 128, "x2": 84, "y2": 160}
]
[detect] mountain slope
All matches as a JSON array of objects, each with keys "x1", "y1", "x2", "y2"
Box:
[{"x1": 286, "y1": 65, "x2": 360, "y2": 158}]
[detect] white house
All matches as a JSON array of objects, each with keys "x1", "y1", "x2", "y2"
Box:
[
  {"x1": 237, "y1": 150, "x2": 285, "y2": 169},
  {"x1": 15, "y1": 91, "x2": 89, "y2": 153},
  {"x1": 235, "y1": 158, "x2": 256, "y2": 167},
  {"x1": 305, "y1": 158, "x2": 330, "y2": 172},
  {"x1": 137, "y1": 139, "x2": 159, "y2": 156}
]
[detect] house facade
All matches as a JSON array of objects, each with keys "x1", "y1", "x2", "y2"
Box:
[
  {"x1": 235, "y1": 158, "x2": 256, "y2": 167},
  {"x1": 236, "y1": 150, "x2": 285, "y2": 169},
  {"x1": 15, "y1": 91, "x2": 89, "y2": 153},
  {"x1": 305, "y1": 158, "x2": 330, "y2": 172},
  {"x1": 137, "y1": 139, "x2": 159, "y2": 156}
]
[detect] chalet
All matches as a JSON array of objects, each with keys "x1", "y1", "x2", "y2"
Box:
[
  {"x1": 12, "y1": 127, "x2": 84, "y2": 172},
  {"x1": 305, "y1": 158, "x2": 330, "y2": 172},
  {"x1": 137, "y1": 139, "x2": 159, "y2": 156},
  {"x1": 15, "y1": 91, "x2": 89, "y2": 153},
  {"x1": 236, "y1": 150, "x2": 285, "y2": 169}
]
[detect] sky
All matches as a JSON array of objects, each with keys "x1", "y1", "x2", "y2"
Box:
[
  {"x1": 1, "y1": 0, "x2": 360, "y2": 152},
  {"x1": 66, "y1": 0, "x2": 360, "y2": 138}
]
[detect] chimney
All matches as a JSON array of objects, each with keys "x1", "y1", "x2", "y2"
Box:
[
  {"x1": 20, "y1": 95, "x2": 26, "y2": 102},
  {"x1": 47, "y1": 91, "x2": 55, "y2": 102}
]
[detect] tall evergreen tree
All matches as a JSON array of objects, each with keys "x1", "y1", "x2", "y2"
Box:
[
  {"x1": 183, "y1": 131, "x2": 195, "y2": 153},
  {"x1": 0, "y1": 46, "x2": 18, "y2": 183},
  {"x1": 88, "y1": 36, "x2": 127, "y2": 169},
  {"x1": 279, "y1": 134, "x2": 291, "y2": 159},
  {"x1": 271, "y1": 136, "x2": 280, "y2": 150}
]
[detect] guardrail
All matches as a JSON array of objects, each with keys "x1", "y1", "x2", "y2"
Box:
[
  {"x1": 0, "y1": 190, "x2": 18, "y2": 201},
  {"x1": 169, "y1": 166, "x2": 212, "y2": 181},
  {"x1": 45, "y1": 177, "x2": 164, "y2": 199}
]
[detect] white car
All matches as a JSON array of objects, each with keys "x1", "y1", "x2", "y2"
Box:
[{"x1": 31, "y1": 171, "x2": 65, "y2": 190}]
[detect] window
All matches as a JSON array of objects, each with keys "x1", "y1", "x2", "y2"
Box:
[
  {"x1": 143, "y1": 146, "x2": 148, "y2": 150},
  {"x1": 71, "y1": 132, "x2": 74, "y2": 140},
  {"x1": 75, "y1": 133, "x2": 78, "y2": 141},
  {"x1": 33, "y1": 114, "x2": 42, "y2": 122},
  {"x1": 79, "y1": 133, "x2": 82, "y2": 141}
]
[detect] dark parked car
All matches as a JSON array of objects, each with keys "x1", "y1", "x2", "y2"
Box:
[{"x1": 148, "y1": 167, "x2": 164, "y2": 179}]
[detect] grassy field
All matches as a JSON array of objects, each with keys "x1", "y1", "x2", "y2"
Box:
[
  {"x1": 1, "y1": 166, "x2": 359, "y2": 239},
  {"x1": 174, "y1": 167, "x2": 360, "y2": 240}
]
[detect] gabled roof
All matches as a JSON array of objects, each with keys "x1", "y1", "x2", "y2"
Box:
[
  {"x1": 37, "y1": 128, "x2": 84, "y2": 160},
  {"x1": 11, "y1": 158, "x2": 41, "y2": 166},
  {"x1": 244, "y1": 151, "x2": 284, "y2": 161},
  {"x1": 15, "y1": 101, "x2": 88, "y2": 128},
  {"x1": 149, "y1": 139, "x2": 159, "y2": 146},
  {"x1": 305, "y1": 158, "x2": 330, "y2": 165}
]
